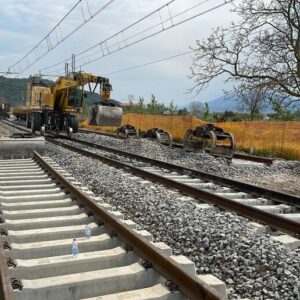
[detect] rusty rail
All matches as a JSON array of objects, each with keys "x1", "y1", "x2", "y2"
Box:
[
  {"x1": 55, "y1": 135, "x2": 299, "y2": 208},
  {"x1": 33, "y1": 151, "x2": 224, "y2": 300},
  {"x1": 0, "y1": 236, "x2": 15, "y2": 300},
  {"x1": 78, "y1": 128, "x2": 275, "y2": 165},
  {"x1": 46, "y1": 138, "x2": 300, "y2": 237}
]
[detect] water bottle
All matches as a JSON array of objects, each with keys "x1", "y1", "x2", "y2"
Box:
[
  {"x1": 72, "y1": 238, "x2": 79, "y2": 257},
  {"x1": 85, "y1": 224, "x2": 91, "y2": 239}
]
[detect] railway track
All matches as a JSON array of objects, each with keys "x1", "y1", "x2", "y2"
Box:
[
  {"x1": 78, "y1": 128, "x2": 275, "y2": 165},
  {"x1": 48, "y1": 136, "x2": 300, "y2": 238},
  {"x1": 0, "y1": 153, "x2": 225, "y2": 300},
  {"x1": 1, "y1": 120, "x2": 300, "y2": 238},
  {"x1": 1, "y1": 120, "x2": 275, "y2": 164}
]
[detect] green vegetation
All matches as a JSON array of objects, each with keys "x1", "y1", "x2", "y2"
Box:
[
  {"x1": 123, "y1": 94, "x2": 182, "y2": 115},
  {"x1": 0, "y1": 76, "x2": 27, "y2": 106}
]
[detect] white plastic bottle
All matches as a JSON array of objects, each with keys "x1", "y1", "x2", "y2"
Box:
[
  {"x1": 85, "y1": 224, "x2": 91, "y2": 239},
  {"x1": 72, "y1": 238, "x2": 79, "y2": 257}
]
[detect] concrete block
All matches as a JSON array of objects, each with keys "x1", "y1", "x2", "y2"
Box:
[
  {"x1": 121, "y1": 220, "x2": 137, "y2": 229},
  {"x1": 10, "y1": 234, "x2": 120, "y2": 260},
  {"x1": 0, "y1": 183, "x2": 57, "y2": 192},
  {"x1": 98, "y1": 203, "x2": 112, "y2": 211},
  {"x1": 0, "y1": 174, "x2": 48, "y2": 181},
  {"x1": 279, "y1": 213, "x2": 300, "y2": 222},
  {"x1": 194, "y1": 203, "x2": 212, "y2": 210},
  {"x1": 177, "y1": 196, "x2": 195, "y2": 202},
  {"x1": 0, "y1": 168, "x2": 40, "y2": 174},
  {"x1": 249, "y1": 222, "x2": 265, "y2": 233},
  {"x1": 110, "y1": 211, "x2": 124, "y2": 220},
  {"x1": 171, "y1": 255, "x2": 195, "y2": 276},
  {"x1": 271, "y1": 235, "x2": 300, "y2": 250},
  {"x1": 215, "y1": 192, "x2": 252, "y2": 199},
  {"x1": 13, "y1": 247, "x2": 137, "y2": 279},
  {"x1": 198, "y1": 274, "x2": 227, "y2": 298},
  {"x1": 1, "y1": 198, "x2": 73, "y2": 211},
  {"x1": 15, "y1": 263, "x2": 160, "y2": 300},
  {"x1": 81, "y1": 283, "x2": 184, "y2": 300},
  {"x1": 7, "y1": 222, "x2": 103, "y2": 243},
  {"x1": 0, "y1": 178, "x2": 52, "y2": 186},
  {"x1": 151, "y1": 242, "x2": 172, "y2": 256},
  {"x1": 0, "y1": 192, "x2": 66, "y2": 203},
  {"x1": 253, "y1": 204, "x2": 292, "y2": 214},
  {"x1": 133, "y1": 229, "x2": 153, "y2": 242},
  {"x1": 1, "y1": 205, "x2": 83, "y2": 219},
  {"x1": 4, "y1": 213, "x2": 92, "y2": 230}
]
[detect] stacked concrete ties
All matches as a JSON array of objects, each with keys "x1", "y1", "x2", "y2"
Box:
[{"x1": 0, "y1": 157, "x2": 227, "y2": 300}]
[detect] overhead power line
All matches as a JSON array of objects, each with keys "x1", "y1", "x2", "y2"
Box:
[
  {"x1": 40, "y1": 0, "x2": 233, "y2": 75},
  {"x1": 9, "y1": 0, "x2": 117, "y2": 75},
  {"x1": 104, "y1": 50, "x2": 193, "y2": 76}
]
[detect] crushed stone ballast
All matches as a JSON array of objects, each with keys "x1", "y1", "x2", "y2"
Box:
[{"x1": 0, "y1": 153, "x2": 226, "y2": 300}]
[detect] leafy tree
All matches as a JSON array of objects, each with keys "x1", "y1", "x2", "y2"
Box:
[
  {"x1": 177, "y1": 107, "x2": 189, "y2": 115},
  {"x1": 268, "y1": 99, "x2": 295, "y2": 121},
  {"x1": 190, "y1": 0, "x2": 300, "y2": 107},
  {"x1": 138, "y1": 96, "x2": 145, "y2": 108},
  {"x1": 167, "y1": 100, "x2": 178, "y2": 115},
  {"x1": 203, "y1": 102, "x2": 210, "y2": 121},
  {"x1": 146, "y1": 94, "x2": 165, "y2": 115}
]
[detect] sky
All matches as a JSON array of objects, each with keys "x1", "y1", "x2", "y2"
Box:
[{"x1": 0, "y1": 0, "x2": 240, "y2": 106}]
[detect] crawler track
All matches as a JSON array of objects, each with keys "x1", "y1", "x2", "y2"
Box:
[{"x1": 0, "y1": 153, "x2": 223, "y2": 300}]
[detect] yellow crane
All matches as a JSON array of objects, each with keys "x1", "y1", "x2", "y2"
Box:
[{"x1": 24, "y1": 72, "x2": 122, "y2": 135}]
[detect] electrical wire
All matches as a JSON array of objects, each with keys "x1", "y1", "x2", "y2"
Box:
[
  {"x1": 9, "y1": 0, "x2": 117, "y2": 75},
  {"x1": 40, "y1": 0, "x2": 233, "y2": 74},
  {"x1": 104, "y1": 51, "x2": 193, "y2": 76}
]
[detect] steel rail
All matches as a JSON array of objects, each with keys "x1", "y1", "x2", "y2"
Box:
[
  {"x1": 78, "y1": 128, "x2": 275, "y2": 165},
  {"x1": 57, "y1": 135, "x2": 299, "y2": 208},
  {"x1": 46, "y1": 137, "x2": 300, "y2": 237},
  {"x1": 33, "y1": 151, "x2": 224, "y2": 300},
  {"x1": 0, "y1": 236, "x2": 15, "y2": 300}
]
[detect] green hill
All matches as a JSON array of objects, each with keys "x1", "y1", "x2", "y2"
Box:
[{"x1": 0, "y1": 76, "x2": 27, "y2": 106}]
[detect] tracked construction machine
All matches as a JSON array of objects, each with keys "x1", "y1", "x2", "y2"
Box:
[
  {"x1": 183, "y1": 123, "x2": 236, "y2": 158},
  {"x1": 25, "y1": 72, "x2": 122, "y2": 135}
]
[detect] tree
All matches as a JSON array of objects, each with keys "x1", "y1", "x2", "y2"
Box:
[
  {"x1": 233, "y1": 86, "x2": 267, "y2": 120},
  {"x1": 190, "y1": 0, "x2": 300, "y2": 107},
  {"x1": 203, "y1": 102, "x2": 210, "y2": 121},
  {"x1": 138, "y1": 96, "x2": 145, "y2": 108},
  {"x1": 177, "y1": 107, "x2": 189, "y2": 115},
  {"x1": 188, "y1": 101, "x2": 204, "y2": 118},
  {"x1": 268, "y1": 99, "x2": 295, "y2": 121},
  {"x1": 167, "y1": 100, "x2": 178, "y2": 115},
  {"x1": 146, "y1": 94, "x2": 165, "y2": 115}
]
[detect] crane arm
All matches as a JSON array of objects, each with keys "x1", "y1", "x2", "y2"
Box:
[{"x1": 52, "y1": 72, "x2": 112, "y2": 101}]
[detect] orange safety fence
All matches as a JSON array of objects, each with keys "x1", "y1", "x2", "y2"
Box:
[{"x1": 82, "y1": 113, "x2": 300, "y2": 159}]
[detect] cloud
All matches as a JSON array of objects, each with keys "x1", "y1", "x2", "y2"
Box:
[{"x1": 0, "y1": 0, "x2": 238, "y2": 104}]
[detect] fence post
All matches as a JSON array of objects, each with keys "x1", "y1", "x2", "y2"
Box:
[
  {"x1": 280, "y1": 122, "x2": 286, "y2": 155},
  {"x1": 242, "y1": 121, "x2": 246, "y2": 148}
]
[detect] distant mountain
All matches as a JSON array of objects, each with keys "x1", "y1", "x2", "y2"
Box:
[
  {"x1": 187, "y1": 94, "x2": 295, "y2": 113},
  {"x1": 206, "y1": 95, "x2": 240, "y2": 113}
]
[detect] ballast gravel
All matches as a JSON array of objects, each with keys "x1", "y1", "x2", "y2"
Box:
[
  {"x1": 46, "y1": 143, "x2": 300, "y2": 300},
  {"x1": 73, "y1": 132, "x2": 300, "y2": 196}
]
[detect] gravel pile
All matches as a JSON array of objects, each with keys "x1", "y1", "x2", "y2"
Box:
[
  {"x1": 46, "y1": 143, "x2": 300, "y2": 299},
  {"x1": 73, "y1": 132, "x2": 300, "y2": 196}
]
